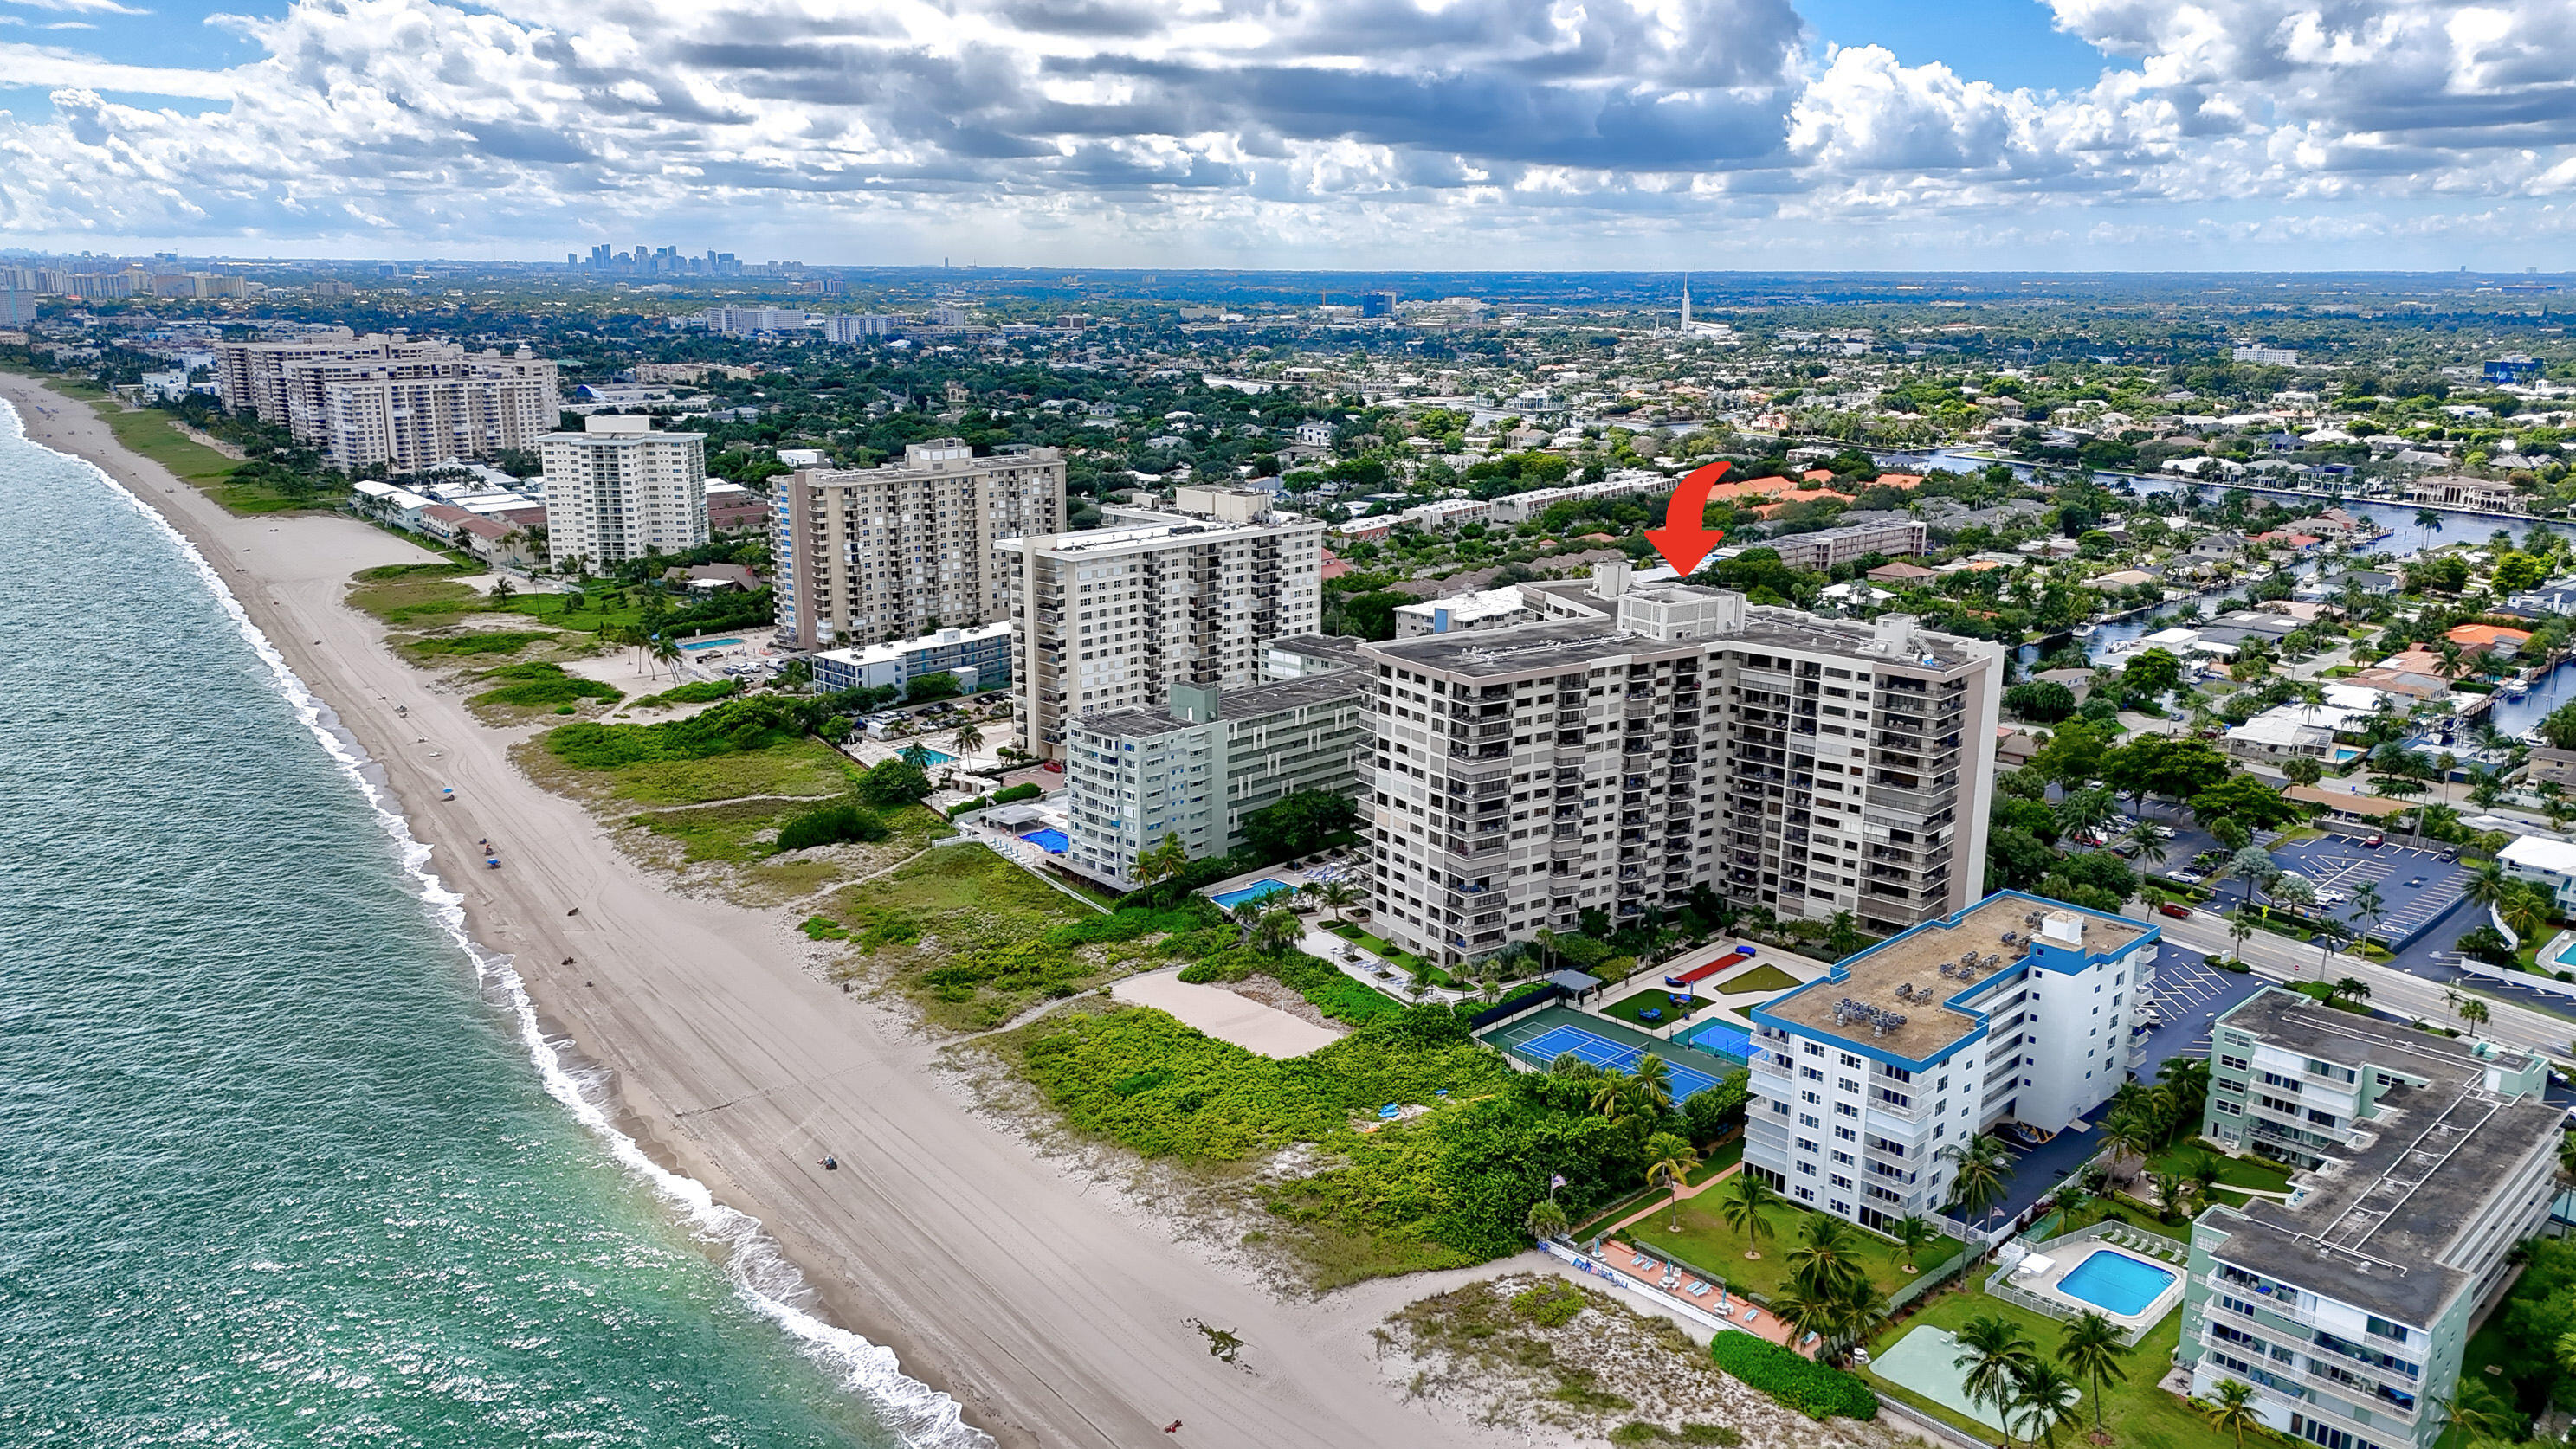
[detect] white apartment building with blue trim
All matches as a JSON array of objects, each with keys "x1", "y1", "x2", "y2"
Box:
[{"x1": 1744, "y1": 892, "x2": 2159, "y2": 1232}]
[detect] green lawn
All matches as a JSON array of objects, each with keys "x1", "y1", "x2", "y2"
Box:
[
  {"x1": 1865, "y1": 1281, "x2": 2231, "y2": 1449},
  {"x1": 1711, "y1": 963, "x2": 1802, "y2": 995},
  {"x1": 1645, "y1": 1196, "x2": 1962, "y2": 1303},
  {"x1": 39, "y1": 380, "x2": 314, "y2": 514},
  {"x1": 1601, "y1": 985, "x2": 1711, "y2": 1027},
  {"x1": 2142, "y1": 1139, "x2": 2295, "y2": 1195},
  {"x1": 603, "y1": 737, "x2": 863, "y2": 806}
]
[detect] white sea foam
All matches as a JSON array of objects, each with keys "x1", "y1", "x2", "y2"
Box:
[{"x1": 0, "y1": 398, "x2": 995, "y2": 1449}]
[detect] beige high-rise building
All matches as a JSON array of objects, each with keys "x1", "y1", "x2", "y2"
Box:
[
  {"x1": 212, "y1": 329, "x2": 559, "y2": 473},
  {"x1": 537, "y1": 416, "x2": 707, "y2": 566},
  {"x1": 997, "y1": 486, "x2": 1327, "y2": 760},
  {"x1": 772, "y1": 441, "x2": 1064, "y2": 650},
  {"x1": 1359, "y1": 576, "x2": 2000, "y2": 968}
]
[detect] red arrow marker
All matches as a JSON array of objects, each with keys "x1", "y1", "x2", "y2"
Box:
[{"x1": 1645, "y1": 460, "x2": 1731, "y2": 576}]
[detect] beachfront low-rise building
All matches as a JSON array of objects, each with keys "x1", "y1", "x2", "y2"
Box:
[
  {"x1": 1060, "y1": 665, "x2": 1368, "y2": 887},
  {"x1": 1742, "y1": 893, "x2": 2157, "y2": 1232},
  {"x1": 2181, "y1": 989, "x2": 2561, "y2": 1449},
  {"x1": 810, "y1": 622, "x2": 1012, "y2": 699}
]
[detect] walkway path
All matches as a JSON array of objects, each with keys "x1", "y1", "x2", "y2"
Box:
[{"x1": 1602, "y1": 1161, "x2": 1744, "y2": 1240}]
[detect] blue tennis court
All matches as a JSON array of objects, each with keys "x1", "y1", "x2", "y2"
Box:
[
  {"x1": 1520, "y1": 1023, "x2": 1722, "y2": 1100},
  {"x1": 1683, "y1": 1021, "x2": 1756, "y2": 1063}
]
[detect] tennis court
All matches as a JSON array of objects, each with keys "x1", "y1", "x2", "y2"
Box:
[
  {"x1": 1683, "y1": 1021, "x2": 1757, "y2": 1064},
  {"x1": 1486, "y1": 1009, "x2": 1727, "y2": 1100}
]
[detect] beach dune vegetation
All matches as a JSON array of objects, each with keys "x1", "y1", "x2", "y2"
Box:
[
  {"x1": 774, "y1": 802, "x2": 891, "y2": 852},
  {"x1": 471, "y1": 661, "x2": 622, "y2": 709}
]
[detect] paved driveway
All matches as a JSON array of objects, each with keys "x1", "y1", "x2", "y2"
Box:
[{"x1": 2134, "y1": 943, "x2": 2270, "y2": 1074}]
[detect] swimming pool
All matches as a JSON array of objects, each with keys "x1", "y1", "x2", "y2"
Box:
[
  {"x1": 911, "y1": 748, "x2": 955, "y2": 766},
  {"x1": 1020, "y1": 828, "x2": 1069, "y2": 853},
  {"x1": 2056, "y1": 1250, "x2": 2176, "y2": 1317},
  {"x1": 1211, "y1": 879, "x2": 1293, "y2": 909},
  {"x1": 681, "y1": 637, "x2": 744, "y2": 651}
]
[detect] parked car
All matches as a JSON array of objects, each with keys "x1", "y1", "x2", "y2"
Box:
[
  {"x1": 2316, "y1": 888, "x2": 2349, "y2": 905},
  {"x1": 2111, "y1": 843, "x2": 2140, "y2": 858},
  {"x1": 2405, "y1": 875, "x2": 2428, "y2": 888},
  {"x1": 2159, "y1": 902, "x2": 2193, "y2": 918},
  {"x1": 2359, "y1": 834, "x2": 2385, "y2": 847},
  {"x1": 2170, "y1": 869, "x2": 2205, "y2": 885}
]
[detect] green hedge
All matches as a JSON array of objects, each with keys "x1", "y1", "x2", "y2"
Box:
[
  {"x1": 992, "y1": 782, "x2": 1043, "y2": 805},
  {"x1": 1708, "y1": 1332, "x2": 1877, "y2": 1420},
  {"x1": 777, "y1": 803, "x2": 890, "y2": 851}
]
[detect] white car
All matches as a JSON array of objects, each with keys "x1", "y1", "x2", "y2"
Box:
[
  {"x1": 2169, "y1": 869, "x2": 2204, "y2": 885},
  {"x1": 2316, "y1": 889, "x2": 2350, "y2": 905}
]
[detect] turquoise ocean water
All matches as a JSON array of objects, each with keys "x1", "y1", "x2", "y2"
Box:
[{"x1": 0, "y1": 401, "x2": 980, "y2": 1448}]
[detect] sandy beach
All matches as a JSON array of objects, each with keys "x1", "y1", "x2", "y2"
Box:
[{"x1": 0, "y1": 375, "x2": 1514, "y2": 1449}]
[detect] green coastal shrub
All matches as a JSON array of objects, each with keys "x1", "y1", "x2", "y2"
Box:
[
  {"x1": 1510, "y1": 1280, "x2": 1588, "y2": 1328},
  {"x1": 1176, "y1": 960, "x2": 1223, "y2": 984},
  {"x1": 631, "y1": 679, "x2": 742, "y2": 709},
  {"x1": 1707, "y1": 1333, "x2": 1876, "y2": 1420},
  {"x1": 991, "y1": 782, "x2": 1043, "y2": 805},
  {"x1": 776, "y1": 803, "x2": 890, "y2": 852},
  {"x1": 473, "y1": 661, "x2": 623, "y2": 708},
  {"x1": 408, "y1": 629, "x2": 554, "y2": 656},
  {"x1": 547, "y1": 697, "x2": 816, "y2": 769}
]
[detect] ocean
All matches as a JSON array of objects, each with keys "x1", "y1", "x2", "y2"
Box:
[{"x1": 0, "y1": 400, "x2": 978, "y2": 1448}]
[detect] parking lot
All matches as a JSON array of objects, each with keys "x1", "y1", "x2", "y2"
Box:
[
  {"x1": 2266, "y1": 836, "x2": 2469, "y2": 950},
  {"x1": 2134, "y1": 943, "x2": 2269, "y2": 1076}
]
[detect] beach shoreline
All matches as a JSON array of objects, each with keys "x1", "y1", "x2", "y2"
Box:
[{"x1": 0, "y1": 374, "x2": 1505, "y2": 1449}]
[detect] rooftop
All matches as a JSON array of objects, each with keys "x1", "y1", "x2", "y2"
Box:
[
  {"x1": 1072, "y1": 669, "x2": 1367, "y2": 740},
  {"x1": 2203, "y1": 990, "x2": 2561, "y2": 1324},
  {"x1": 1364, "y1": 588, "x2": 1995, "y2": 679},
  {"x1": 1759, "y1": 894, "x2": 2148, "y2": 1062}
]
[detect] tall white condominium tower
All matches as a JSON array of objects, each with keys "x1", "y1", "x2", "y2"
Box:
[
  {"x1": 537, "y1": 416, "x2": 708, "y2": 567},
  {"x1": 997, "y1": 486, "x2": 1327, "y2": 760},
  {"x1": 1358, "y1": 576, "x2": 2002, "y2": 968},
  {"x1": 772, "y1": 440, "x2": 1064, "y2": 649}
]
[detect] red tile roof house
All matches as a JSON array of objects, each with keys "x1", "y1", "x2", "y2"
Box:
[{"x1": 451, "y1": 512, "x2": 538, "y2": 570}]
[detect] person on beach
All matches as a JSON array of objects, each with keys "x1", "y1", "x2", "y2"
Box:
[
  {"x1": 819, "y1": 1155, "x2": 838, "y2": 1171},
  {"x1": 1165, "y1": 1422, "x2": 1182, "y2": 1434}
]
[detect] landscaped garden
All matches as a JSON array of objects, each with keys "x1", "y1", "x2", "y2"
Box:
[
  {"x1": 1649, "y1": 1195, "x2": 1962, "y2": 1303},
  {"x1": 1710, "y1": 963, "x2": 1802, "y2": 996},
  {"x1": 1864, "y1": 1281, "x2": 2227, "y2": 1449},
  {"x1": 1602, "y1": 986, "x2": 1714, "y2": 1027}
]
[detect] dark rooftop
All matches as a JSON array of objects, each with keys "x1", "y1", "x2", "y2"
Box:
[{"x1": 2202, "y1": 991, "x2": 2560, "y2": 1325}]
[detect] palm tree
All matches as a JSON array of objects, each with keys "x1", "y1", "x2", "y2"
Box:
[
  {"x1": 2465, "y1": 863, "x2": 2514, "y2": 915},
  {"x1": 1785, "y1": 1214, "x2": 1869, "y2": 1298},
  {"x1": 2205, "y1": 1378, "x2": 2262, "y2": 1449},
  {"x1": 1717, "y1": 1170, "x2": 1778, "y2": 1259},
  {"x1": 1649, "y1": 1142, "x2": 1701, "y2": 1231},
  {"x1": 2010, "y1": 1361, "x2": 2084, "y2": 1449},
  {"x1": 2462, "y1": 998, "x2": 2492, "y2": 1034},
  {"x1": 1133, "y1": 833, "x2": 1189, "y2": 888},
  {"x1": 650, "y1": 634, "x2": 684, "y2": 680},
  {"x1": 1893, "y1": 1214, "x2": 1937, "y2": 1274},
  {"x1": 1250, "y1": 906, "x2": 1301, "y2": 957},
  {"x1": 2099, "y1": 1111, "x2": 2157, "y2": 1186},
  {"x1": 951, "y1": 721, "x2": 985, "y2": 757},
  {"x1": 1772, "y1": 1280, "x2": 1843, "y2": 1354},
  {"x1": 2351, "y1": 881, "x2": 2388, "y2": 947},
  {"x1": 1307, "y1": 877, "x2": 1361, "y2": 924},
  {"x1": 899, "y1": 741, "x2": 933, "y2": 770},
  {"x1": 2153, "y1": 1170, "x2": 2195, "y2": 1223},
  {"x1": 1940, "y1": 1133, "x2": 2014, "y2": 1240},
  {"x1": 1525, "y1": 1197, "x2": 1570, "y2": 1242},
  {"x1": 1627, "y1": 1055, "x2": 1674, "y2": 1117},
  {"x1": 1954, "y1": 1316, "x2": 2042, "y2": 1439},
  {"x1": 2502, "y1": 886, "x2": 2552, "y2": 946},
  {"x1": 2329, "y1": 976, "x2": 2372, "y2": 1008},
  {"x1": 2227, "y1": 911, "x2": 2255, "y2": 963}
]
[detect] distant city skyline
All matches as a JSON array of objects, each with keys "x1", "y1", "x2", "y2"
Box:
[{"x1": 2, "y1": 0, "x2": 2572, "y2": 270}]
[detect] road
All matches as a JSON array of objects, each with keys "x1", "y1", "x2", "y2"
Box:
[{"x1": 2147, "y1": 907, "x2": 2576, "y2": 1062}]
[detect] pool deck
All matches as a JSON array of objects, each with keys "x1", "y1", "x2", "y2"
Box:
[{"x1": 1996, "y1": 1228, "x2": 2186, "y2": 1338}]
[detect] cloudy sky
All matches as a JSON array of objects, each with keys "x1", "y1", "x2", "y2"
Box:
[{"x1": 2, "y1": 0, "x2": 2573, "y2": 268}]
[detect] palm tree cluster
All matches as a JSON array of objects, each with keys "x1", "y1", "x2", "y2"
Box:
[
  {"x1": 1953, "y1": 1310, "x2": 2128, "y2": 1449},
  {"x1": 2092, "y1": 1059, "x2": 2212, "y2": 1224},
  {"x1": 2466, "y1": 862, "x2": 2558, "y2": 948},
  {"x1": 1767, "y1": 1205, "x2": 1893, "y2": 1361}
]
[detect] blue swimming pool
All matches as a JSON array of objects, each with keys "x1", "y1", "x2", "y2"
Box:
[
  {"x1": 1211, "y1": 878, "x2": 1293, "y2": 909},
  {"x1": 1021, "y1": 828, "x2": 1068, "y2": 853},
  {"x1": 912, "y1": 748, "x2": 955, "y2": 766},
  {"x1": 2056, "y1": 1250, "x2": 2176, "y2": 1317},
  {"x1": 681, "y1": 637, "x2": 744, "y2": 651}
]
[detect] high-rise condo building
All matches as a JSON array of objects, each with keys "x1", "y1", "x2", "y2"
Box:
[
  {"x1": 1356, "y1": 574, "x2": 2001, "y2": 966},
  {"x1": 213, "y1": 330, "x2": 558, "y2": 472},
  {"x1": 997, "y1": 486, "x2": 1327, "y2": 760},
  {"x1": 772, "y1": 441, "x2": 1064, "y2": 650},
  {"x1": 1743, "y1": 893, "x2": 2157, "y2": 1230},
  {"x1": 2181, "y1": 989, "x2": 2560, "y2": 1449},
  {"x1": 537, "y1": 415, "x2": 708, "y2": 566}
]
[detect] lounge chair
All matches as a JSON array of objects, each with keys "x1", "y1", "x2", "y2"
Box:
[
  {"x1": 1740, "y1": 1306, "x2": 1760, "y2": 1323},
  {"x1": 1631, "y1": 1254, "x2": 1652, "y2": 1270},
  {"x1": 1688, "y1": 1281, "x2": 1712, "y2": 1298}
]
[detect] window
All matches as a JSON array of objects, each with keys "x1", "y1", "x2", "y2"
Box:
[{"x1": 2365, "y1": 1317, "x2": 2411, "y2": 1345}]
